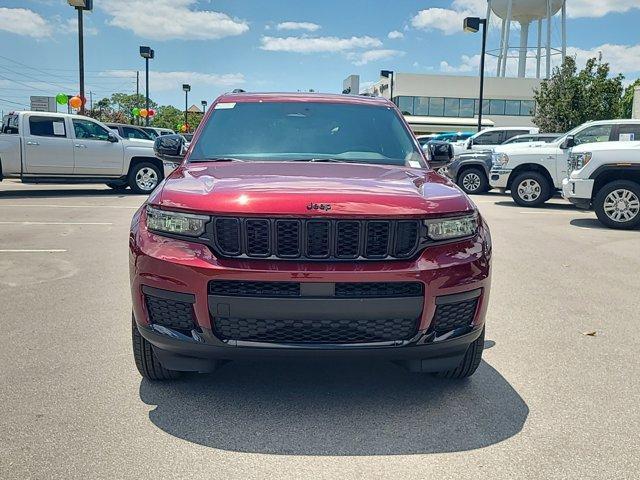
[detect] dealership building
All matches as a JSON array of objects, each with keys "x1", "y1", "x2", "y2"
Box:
[{"x1": 345, "y1": 73, "x2": 542, "y2": 134}]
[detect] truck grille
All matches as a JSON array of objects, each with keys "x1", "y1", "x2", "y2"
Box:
[
  {"x1": 213, "y1": 317, "x2": 418, "y2": 344},
  {"x1": 212, "y1": 218, "x2": 421, "y2": 260}
]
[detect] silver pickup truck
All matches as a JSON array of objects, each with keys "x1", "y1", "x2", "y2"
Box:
[{"x1": 0, "y1": 111, "x2": 177, "y2": 194}]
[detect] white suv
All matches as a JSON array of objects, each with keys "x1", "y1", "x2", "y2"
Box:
[
  {"x1": 562, "y1": 141, "x2": 640, "y2": 229},
  {"x1": 453, "y1": 126, "x2": 539, "y2": 156},
  {"x1": 490, "y1": 119, "x2": 640, "y2": 206}
]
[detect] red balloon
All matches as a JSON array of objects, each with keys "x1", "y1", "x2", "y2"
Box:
[{"x1": 148, "y1": 109, "x2": 156, "y2": 117}]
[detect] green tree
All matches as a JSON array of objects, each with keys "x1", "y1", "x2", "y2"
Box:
[
  {"x1": 533, "y1": 56, "x2": 625, "y2": 132},
  {"x1": 152, "y1": 105, "x2": 203, "y2": 132},
  {"x1": 621, "y1": 79, "x2": 640, "y2": 118}
]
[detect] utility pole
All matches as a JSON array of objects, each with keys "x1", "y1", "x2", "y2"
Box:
[{"x1": 136, "y1": 71, "x2": 139, "y2": 125}]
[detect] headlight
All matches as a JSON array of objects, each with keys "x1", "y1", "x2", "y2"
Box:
[
  {"x1": 146, "y1": 206, "x2": 208, "y2": 237},
  {"x1": 492, "y1": 153, "x2": 509, "y2": 167},
  {"x1": 424, "y1": 213, "x2": 478, "y2": 241},
  {"x1": 569, "y1": 152, "x2": 592, "y2": 171}
]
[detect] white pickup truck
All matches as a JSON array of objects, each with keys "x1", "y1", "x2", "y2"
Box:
[
  {"x1": 0, "y1": 111, "x2": 175, "y2": 194},
  {"x1": 489, "y1": 119, "x2": 640, "y2": 206},
  {"x1": 562, "y1": 141, "x2": 640, "y2": 229}
]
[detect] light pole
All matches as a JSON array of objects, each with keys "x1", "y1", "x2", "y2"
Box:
[
  {"x1": 139, "y1": 46, "x2": 154, "y2": 126},
  {"x1": 201, "y1": 100, "x2": 208, "y2": 116},
  {"x1": 380, "y1": 70, "x2": 394, "y2": 104},
  {"x1": 182, "y1": 84, "x2": 191, "y2": 132},
  {"x1": 464, "y1": 16, "x2": 488, "y2": 132},
  {"x1": 67, "y1": 0, "x2": 93, "y2": 115}
]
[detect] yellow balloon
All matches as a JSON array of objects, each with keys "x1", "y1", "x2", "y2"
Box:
[
  {"x1": 139, "y1": 108, "x2": 148, "y2": 118},
  {"x1": 180, "y1": 125, "x2": 187, "y2": 132}
]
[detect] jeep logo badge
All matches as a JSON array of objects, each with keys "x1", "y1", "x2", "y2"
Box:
[{"x1": 307, "y1": 202, "x2": 332, "y2": 211}]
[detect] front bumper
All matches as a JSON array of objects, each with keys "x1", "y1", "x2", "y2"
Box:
[
  {"x1": 489, "y1": 168, "x2": 510, "y2": 189},
  {"x1": 129, "y1": 208, "x2": 491, "y2": 370},
  {"x1": 562, "y1": 177, "x2": 594, "y2": 209}
]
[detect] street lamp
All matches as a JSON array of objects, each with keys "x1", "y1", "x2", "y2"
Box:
[
  {"x1": 201, "y1": 100, "x2": 208, "y2": 116},
  {"x1": 67, "y1": 0, "x2": 93, "y2": 115},
  {"x1": 182, "y1": 84, "x2": 191, "y2": 132},
  {"x1": 380, "y1": 70, "x2": 394, "y2": 104},
  {"x1": 463, "y1": 16, "x2": 488, "y2": 132},
  {"x1": 139, "y1": 46, "x2": 154, "y2": 126}
]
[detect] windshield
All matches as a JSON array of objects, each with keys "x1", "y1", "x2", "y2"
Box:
[{"x1": 189, "y1": 101, "x2": 424, "y2": 167}]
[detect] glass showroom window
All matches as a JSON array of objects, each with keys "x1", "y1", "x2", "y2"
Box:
[
  {"x1": 413, "y1": 97, "x2": 429, "y2": 115},
  {"x1": 521, "y1": 100, "x2": 536, "y2": 116},
  {"x1": 474, "y1": 99, "x2": 490, "y2": 115},
  {"x1": 429, "y1": 97, "x2": 445, "y2": 116},
  {"x1": 490, "y1": 100, "x2": 506, "y2": 115},
  {"x1": 396, "y1": 96, "x2": 415, "y2": 115},
  {"x1": 460, "y1": 99, "x2": 475, "y2": 117},
  {"x1": 444, "y1": 98, "x2": 460, "y2": 117},
  {"x1": 505, "y1": 100, "x2": 520, "y2": 116}
]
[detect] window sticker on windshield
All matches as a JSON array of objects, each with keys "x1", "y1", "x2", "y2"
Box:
[
  {"x1": 214, "y1": 102, "x2": 236, "y2": 110},
  {"x1": 408, "y1": 160, "x2": 422, "y2": 168},
  {"x1": 52, "y1": 121, "x2": 65, "y2": 136},
  {"x1": 619, "y1": 133, "x2": 634, "y2": 141}
]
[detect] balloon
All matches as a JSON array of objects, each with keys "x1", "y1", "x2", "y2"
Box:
[
  {"x1": 69, "y1": 96, "x2": 82, "y2": 109},
  {"x1": 56, "y1": 93, "x2": 68, "y2": 105},
  {"x1": 180, "y1": 125, "x2": 187, "y2": 133},
  {"x1": 139, "y1": 108, "x2": 148, "y2": 118},
  {"x1": 148, "y1": 109, "x2": 155, "y2": 117},
  {"x1": 132, "y1": 108, "x2": 140, "y2": 117}
]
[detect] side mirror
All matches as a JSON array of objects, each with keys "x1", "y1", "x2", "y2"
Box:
[
  {"x1": 107, "y1": 132, "x2": 119, "y2": 143},
  {"x1": 560, "y1": 135, "x2": 575, "y2": 150},
  {"x1": 154, "y1": 134, "x2": 186, "y2": 161},
  {"x1": 466, "y1": 138, "x2": 473, "y2": 149},
  {"x1": 424, "y1": 141, "x2": 454, "y2": 169}
]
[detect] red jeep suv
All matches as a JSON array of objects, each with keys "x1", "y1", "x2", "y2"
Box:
[{"x1": 130, "y1": 93, "x2": 491, "y2": 380}]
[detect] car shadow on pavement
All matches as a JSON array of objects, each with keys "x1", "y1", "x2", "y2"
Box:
[
  {"x1": 494, "y1": 201, "x2": 577, "y2": 211},
  {"x1": 139, "y1": 359, "x2": 528, "y2": 455},
  {"x1": 569, "y1": 218, "x2": 608, "y2": 230}
]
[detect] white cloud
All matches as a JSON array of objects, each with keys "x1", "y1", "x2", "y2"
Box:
[
  {"x1": 411, "y1": 8, "x2": 467, "y2": 35},
  {"x1": 100, "y1": 70, "x2": 245, "y2": 91},
  {"x1": 276, "y1": 21, "x2": 320, "y2": 32},
  {"x1": 350, "y1": 49, "x2": 405, "y2": 66},
  {"x1": 0, "y1": 7, "x2": 52, "y2": 38},
  {"x1": 58, "y1": 17, "x2": 98, "y2": 36},
  {"x1": 568, "y1": 0, "x2": 640, "y2": 18},
  {"x1": 387, "y1": 30, "x2": 404, "y2": 39},
  {"x1": 260, "y1": 35, "x2": 382, "y2": 53},
  {"x1": 100, "y1": 0, "x2": 248, "y2": 41}
]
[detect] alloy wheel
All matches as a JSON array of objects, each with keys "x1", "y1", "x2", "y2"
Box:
[
  {"x1": 603, "y1": 189, "x2": 640, "y2": 222},
  {"x1": 135, "y1": 167, "x2": 159, "y2": 192},
  {"x1": 517, "y1": 179, "x2": 541, "y2": 202},
  {"x1": 462, "y1": 172, "x2": 482, "y2": 192}
]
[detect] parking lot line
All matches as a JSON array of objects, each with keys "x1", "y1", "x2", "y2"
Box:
[
  {"x1": 0, "y1": 221, "x2": 113, "y2": 225},
  {"x1": 0, "y1": 204, "x2": 139, "y2": 209},
  {"x1": 0, "y1": 249, "x2": 67, "y2": 253}
]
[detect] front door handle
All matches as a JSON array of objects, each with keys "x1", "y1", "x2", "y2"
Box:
[
  {"x1": 74, "y1": 144, "x2": 87, "y2": 149},
  {"x1": 26, "y1": 141, "x2": 39, "y2": 146}
]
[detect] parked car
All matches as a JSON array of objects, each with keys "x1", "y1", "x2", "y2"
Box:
[
  {"x1": 453, "y1": 126, "x2": 540, "y2": 156},
  {"x1": 182, "y1": 133, "x2": 194, "y2": 142},
  {"x1": 562, "y1": 141, "x2": 640, "y2": 229},
  {"x1": 130, "y1": 92, "x2": 491, "y2": 381},
  {"x1": 0, "y1": 111, "x2": 171, "y2": 194},
  {"x1": 490, "y1": 119, "x2": 640, "y2": 206},
  {"x1": 501, "y1": 133, "x2": 561, "y2": 145},
  {"x1": 106, "y1": 123, "x2": 154, "y2": 141},
  {"x1": 141, "y1": 127, "x2": 176, "y2": 139},
  {"x1": 431, "y1": 132, "x2": 474, "y2": 143}
]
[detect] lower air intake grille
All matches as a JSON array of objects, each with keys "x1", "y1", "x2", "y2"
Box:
[
  {"x1": 213, "y1": 317, "x2": 418, "y2": 344},
  {"x1": 432, "y1": 299, "x2": 478, "y2": 333},
  {"x1": 335, "y1": 282, "x2": 423, "y2": 298},
  {"x1": 145, "y1": 295, "x2": 195, "y2": 332},
  {"x1": 209, "y1": 281, "x2": 300, "y2": 297}
]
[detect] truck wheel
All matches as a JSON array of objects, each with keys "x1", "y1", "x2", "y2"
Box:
[
  {"x1": 511, "y1": 172, "x2": 551, "y2": 207},
  {"x1": 129, "y1": 162, "x2": 161, "y2": 194},
  {"x1": 433, "y1": 328, "x2": 484, "y2": 379},
  {"x1": 457, "y1": 168, "x2": 489, "y2": 194},
  {"x1": 106, "y1": 182, "x2": 128, "y2": 192},
  {"x1": 593, "y1": 180, "x2": 640, "y2": 230},
  {"x1": 132, "y1": 315, "x2": 181, "y2": 381}
]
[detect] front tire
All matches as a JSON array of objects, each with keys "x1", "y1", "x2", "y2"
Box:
[
  {"x1": 593, "y1": 180, "x2": 640, "y2": 230},
  {"x1": 132, "y1": 315, "x2": 181, "y2": 381},
  {"x1": 433, "y1": 328, "x2": 484, "y2": 379},
  {"x1": 128, "y1": 161, "x2": 162, "y2": 194},
  {"x1": 457, "y1": 168, "x2": 489, "y2": 194},
  {"x1": 511, "y1": 171, "x2": 551, "y2": 207}
]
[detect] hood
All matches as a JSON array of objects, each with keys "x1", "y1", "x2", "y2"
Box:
[
  {"x1": 571, "y1": 140, "x2": 640, "y2": 153},
  {"x1": 153, "y1": 162, "x2": 475, "y2": 217},
  {"x1": 122, "y1": 138, "x2": 154, "y2": 148}
]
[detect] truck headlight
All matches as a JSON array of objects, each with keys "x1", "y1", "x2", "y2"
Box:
[
  {"x1": 146, "y1": 206, "x2": 208, "y2": 237},
  {"x1": 569, "y1": 152, "x2": 592, "y2": 171},
  {"x1": 424, "y1": 213, "x2": 478, "y2": 241},
  {"x1": 492, "y1": 153, "x2": 509, "y2": 167}
]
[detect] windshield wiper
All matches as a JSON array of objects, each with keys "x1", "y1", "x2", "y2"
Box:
[
  {"x1": 292, "y1": 158, "x2": 348, "y2": 163},
  {"x1": 189, "y1": 157, "x2": 244, "y2": 163}
]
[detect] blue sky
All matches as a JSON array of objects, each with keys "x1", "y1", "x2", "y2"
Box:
[{"x1": 1, "y1": 0, "x2": 640, "y2": 113}]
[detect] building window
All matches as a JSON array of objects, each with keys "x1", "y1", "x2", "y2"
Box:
[
  {"x1": 414, "y1": 97, "x2": 429, "y2": 115},
  {"x1": 429, "y1": 97, "x2": 444, "y2": 116},
  {"x1": 474, "y1": 100, "x2": 490, "y2": 115},
  {"x1": 489, "y1": 99, "x2": 506, "y2": 115},
  {"x1": 459, "y1": 99, "x2": 475, "y2": 117},
  {"x1": 444, "y1": 98, "x2": 460, "y2": 117},
  {"x1": 396, "y1": 96, "x2": 414, "y2": 115},
  {"x1": 520, "y1": 100, "x2": 536, "y2": 116},
  {"x1": 505, "y1": 100, "x2": 520, "y2": 116}
]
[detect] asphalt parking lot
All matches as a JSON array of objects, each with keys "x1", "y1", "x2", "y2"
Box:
[{"x1": 1, "y1": 179, "x2": 638, "y2": 480}]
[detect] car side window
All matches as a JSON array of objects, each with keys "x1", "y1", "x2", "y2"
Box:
[
  {"x1": 574, "y1": 125, "x2": 613, "y2": 145},
  {"x1": 28, "y1": 116, "x2": 67, "y2": 138},
  {"x1": 504, "y1": 130, "x2": 530, "y2": 140},
  {"x1": 474, "y1": 131, "x2": 503, "y2": 145},
  {"x1": 122, "y1": 127, "x2": 149, "y2": 140},
  {"x1": 616, "y1": 124, "x2": 640, "y2": 141},
  {"x1": 73, "y1": 119, "x2": 111, "y2": 141}
]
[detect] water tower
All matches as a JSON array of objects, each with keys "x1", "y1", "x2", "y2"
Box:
[{"x1": 487, "y1": 0, "x2": 567, "y2": 79}]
